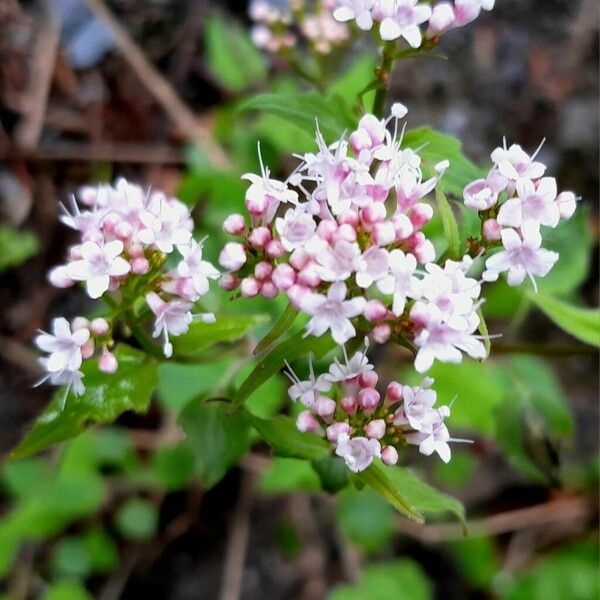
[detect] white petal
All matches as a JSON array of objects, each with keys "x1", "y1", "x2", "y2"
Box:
[{"x1": 87, "y1": 274, "x2": 110, "y2": 299}]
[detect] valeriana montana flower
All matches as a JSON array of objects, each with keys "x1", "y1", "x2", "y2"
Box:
[
  {"x1": 300, "y1": 281, "x2": 366, "y2": 344},
  {"x1": 67, "y1": 240, "x2": 130, "y2": 299},
  {"x1": 174, "y1": 240, "x2": 220, "y2": 298},
  {"x1": 482, "y1": 224, "x2": 559, "y2": 290},
  {"x1": 333, "y1": 0, "x2": 375, "y2": 30},
  {"x1": 35, "y1": 317, "x2": 90, "y2": 374},
  {"x1": 405, "y1": 406, "x2": 454, "y2": 462},
  {"x1": 335, "y1": 433, "x2": 381, "y2": 472},
  {"x1": 285, "y1": 354, "x2": 332, "y2": 408},
  {"x1": 393, "y1": 379, "x2": 437, "y2": 430},
  {"x1": 377, "y1": 249, "x2": 420, "y2": 316},
  {"x1": 491, "y1": 141, "x2": 546, "y2": 182},
  {"x1": 375, "y1": 0, "x2": 432, "y2": 46},
  {"x1": 146, "y1": 292, "x2": 193, "y2": 358},
  {"x1": 497, "y1": 177, "x2": 559, "y2": 229}
]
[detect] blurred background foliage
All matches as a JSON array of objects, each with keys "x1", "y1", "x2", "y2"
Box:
[{"x1": 0, "y1": 0, "x2": 598, "y2": 598}]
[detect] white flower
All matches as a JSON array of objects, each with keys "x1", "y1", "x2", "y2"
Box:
[
  {"x1": 175, "y1": 240, "x2": 220, "y2": 298},
  {"x1": 146, "y1": 292, "x2": 193, "y2": 358},
  {"x1": 315, "y1": 240, "x2": 362, "y2": 282},
  {"x1": 411, "y1": 302, "x2": 486, "y2": 372},
  {"x1": 300, "y1": 281, "x2": 366, "y2": 345},
  {"x1": 393, "y1": 379, "x2": 437, "y2": 430},
  {"x1": 325, "y1": 339, "x2": 373, "y2": 382},
  {"x1": 376, "y1": 0, "x2": 432, "y2": 47},
  {"x1": 406, "y1": 407, "x2": 453, "y2": 463},
  {"x1": 482, "y1": 224, "x2": 559, "y2": 291},
  {"x1": 356, "y1": 246, "x2": 389, "y2": 288},
  {"x1": 275, "y1": 208, "x2": 317, "y2": 251},
  {"x1": 333, "y1": 0, "x2": 375, "y2": 30},
  {"x1": 335, "y1": 434, "x2": 381, "y2": 472},
  {"x1": 36, "y1": 360, "x2": 85, "y2": 396},
  {"x1": 67, "y1": 240, "x2": 130, "y2": 299},
  {"x1": 377, "y1": 249, "x2": 420, "y2": 316},
  {"x1": 35, "y1": 317, "x2": 90, "y2": 374},
  {"x1": 490, "y1": 142, "x2": 546, "y2": 181},
  {"x1": 138, "y1": 195, "x2": 192, "y2": 253},
  {"x1": 285, "y1": 354, "x2": 332, "y2": 408},
  {"x1": 497, "y1": 177, "x2": 560, "y2": 229}
]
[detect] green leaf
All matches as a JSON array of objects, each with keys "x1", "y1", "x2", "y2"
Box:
[
  {"x1": 329, "y1": 560, "x2": 433, "y2": 600},
  {"x1": 311, "y1": 456, "x2": 349, "y2": 493},
  {"x1": 254, "y1": 303, "x2": 299, "y2": 355},
  {"x1": 328, "y1": 54, "x2": 377, "y2": 107},
  {"x1": 336, "y1": 488, "x2": 394, "y2": 553},
  {"x1": 448, "y1": 537, "x2": 500, "y2": 589},
  {"x1": 115, "y1": 498, "x2": 158, "y2": 541},
  {"x1": 12, "y1": 345, "x2": 158, "y2": 458},
  {"x1": 83, "y1": 528, "x2": 118, "y2": 573},
  {"x1": 180, "y1": 400, "x2": 251, "y2": 488},
  {"x1": 238, "y1": 92, "x2": 357, "y2": 141},
  {"x1": 244, "y1": 371, "x2": 286, "y2": 419},
  {"x1": 402, "y1": 128, "x2": 483, "y2": 198},
  {"x1": 435, "y1": 185, "x2": 460, "y2": 259},
  {"x1": 204, "y1": 15, "x2": 267, "y2": 93},
  {"x1": 356, "y1": 462, "x2": 424, "y2": 523},
  {"x1": 259, "y1": 457, "x2": 321, "y2": 493},
  {"x1": 42, "y1": 581, "x2": 93, "y2": 600},
  {"x1": 1, "y1": 457, "x2": 50, "y2": 499},
  {"x1": 152, "y1": 443, "x2": 196, "y2": 491},
  {"x1": 172, "y1": 314, "x2": 268, "y2": 357},
  {"x1": 249, "y1": 413, "x2": 330, "y2": 461},
  {"x1": 0, "y1": 225, "x2": 39, "y2": 273},
  {"x1": 383, "y1": 465, "x2": 465, "y2": 524},
  {"x1": 51, "y1": 536, "x2": 92, "y2": 579},
  {"x1": 529, "y1": 294, "x2": 600, "y2": 347},
  {"x1": 231, "y1": 332, "x2": 337, "y2": 411}
]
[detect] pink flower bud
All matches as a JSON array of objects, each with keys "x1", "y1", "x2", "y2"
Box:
[
  {"x1": 326, "y1": 421, "x2": 352, "y2": 442},
  {"x1": 72, "y1": 316, "x2": 90, "y2": 331},
  {"x1": 381, "y1": 445, "x2": 399, "y2": 465},
  {"x1": 316, "y1": 219, "x2": 338, "y2": 242},
  {"x1": 365, "y1": 419, "x2": 386, "y2": 439},
  {"x1": 99, "y1": 351, "x2": 118, "y2": 374},
  {"x1": 272, "y1": 263, "x2": 296, "y2": 290},
  {"x1": 69, "y1": 245, "x2": 83, "y2": 260},
  {"x1": 248, "y1": 226, "x2": 272, "y2": 249},
  {"x1": 289, "y1": 249, "x2": 310, "y2": 270},
  {"x1": 245, "y1": 194, "x2": 267, "y2": 216},
  {"x1": 337, "y1": 210, "x2": 359, "y2": 227},
  {"x1": 372, "y1": 221, "x2": 396, "y2": 246},
  {"x1": 364, "y1": 299, "x2": 388, "y2": 322},
  {"x1": 392, "y1": 214, "x2": 414, "y2": 240},
  {"x1": 358, "y1": 388, "x2": 381, "y2": 412},
  {"x1": 115, "y1": 220, "x2": 132, "y2": 241},
  {"x1": 386, "y1": 381, "x2": 403, "y2": 403},
  {"x1": 81, "y1": 339, "x2": 95, "y2": 359},
  {"x1": 287, "y1": 284, "x2": 310, "y2": 308},
  {"x1": 483, "y1": 218, "x2": 502, "y2": 241},
  {"x1": 240, "y1": 276, "x2": 261, "y2": 297},
  {"x1": 315, "y1": 395, "x2": 336, "y2": 418},
  {"x1": 223, "y1": 213, "x2": 246, "y2": 235},
  {"x1": 261, "y1": 281, "x2": 278, "y2": 299},
  {"x1": 101, "y1": 212, "x2": 120, "y2": 234},
  {"x1": 128, "y1": 243, "x2": 145, "y2": 258},
  {"x1": 340, "y1": 395, "x2": 358, "y2": 415},
  {"x1": 90, "y1": 318, "x2": 109, "y2": 336},
  {"x1": 410, "y1": 203, "x2": 433, "y2": 229},
  {"x1": 296, "y1": 410, "x2": 322, "y2": 434},
  {"x1": 219, "y1": 242, "x2": 247, "y2": 271},
  {"x1": 358, "y1": 370, "x2": 378, "y2": 389},
  {"x1": 265, "y1": 239, "x2": 285, "y2": 258},
  {"x1": 334, "y1": 223, "x2": 357, "y2": 243},
  {"x1": 413, "y1": 239, "x2": 436, "y2": 264},
  {"x1": 361, "y1": 202, "x2": 386, "y2": 225},
  {"x1": 297, "y1": 263, "x2": 321, "y2": 288},
  {"x1": 82, "y1": 229, "x2": 103, "y2": 244},
  {"x1": 219, "y1": 273, "x2": 239, "y2": 291},
  {"x1": 254, "y1": 261, "x2": 273, "y2": 280},
  {"x1": 372, "y1": 323, "x2": 391, "y2": 344},
  {"x1": 48, "y1": 265, "x2": 74, "y2": 288},
  {"x1": 131, "y1": 257, "x2": 149, "y2": 275}
]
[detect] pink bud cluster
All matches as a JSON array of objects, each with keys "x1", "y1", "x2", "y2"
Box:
[
  {"x1": 36, "y1": 179, "x2": 219, "y2": 395},
  {"x1": 219, "y1": 106, "x2": 487, "y2": 372},
  {"x1": 463, "y1": 141, "x2": 577, "y2": 290},
  {"x1": 289, "y1": 342, "x2": 462, "y2": 472},
  {"x1": 250, "y1": 0, "x2": 349, "y2": 55},
  {"x1": 332, "y1": 0, "x2": 494, "y2": 47}
]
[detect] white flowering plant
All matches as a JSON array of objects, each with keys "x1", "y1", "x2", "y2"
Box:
[{"x1": 13, "y1": 0, "x2": 598, "y2": 530}]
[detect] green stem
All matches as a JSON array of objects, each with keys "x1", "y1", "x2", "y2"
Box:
[{"x1": 372, "y1": 41, "x2": 397, "y2": 118}]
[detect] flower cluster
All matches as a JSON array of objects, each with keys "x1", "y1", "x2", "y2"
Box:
[
  {"x1": 463, "y1": 141, "x2": 577, "y2": 290},
  {"x1": 333, "y1": 0, "x2": 494, "y2": 46},
  {"x1": 250, "y1": 0, "x2": 349, "y2": 54},
  {"x1": 219, "y1": 106, "x2": 486, "y2": 372},
  {"x1": 36, "y1": 179, "x2": 219, "y2": 395},
  {"x1": 289, "y1": 342, "x2": 464, "y2": 472}
]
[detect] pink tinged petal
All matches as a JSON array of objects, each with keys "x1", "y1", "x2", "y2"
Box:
[
  {"x1": 418, "y1": 436, "x2": 436, "y2": 456},
  {"x1": 380, "y1": 17, "x2": 402, "y2": 40},
  {"x1": 46, "y1": 351, "x2": 69, "y2": 373},
  {"x1": 537, "y1": 177, "x2": 557, "y2": 201},
  {"x1": 103, "y1": 240, "x2": 124, "y2": 260},
  {"x1": 401, "y1": 23, "x2": 422, "y2": 48},
  {"x1": 343, "y1": 297, "x2": 367, "y2": 318},
  {"x1": 507, "y1": 265, "x2": 526, "y2": 286},
  {"x1": 35, "y1": 334, "x2": 60, "y2": 353},
  {"x1": 330, "y1": 318, "x2": 355, "y2": 345},
  {"x1": 414, "y1": 347, "x2": 435, "y2": 373},
  {"x1": 108, "y1": 256, "x2": 131, "y2": 277},
  {"x1": 436, "y1": 442, "x2": 452, "y2": 463},
  {"x1": 413, "y1": 4, "x2": 432, "y2": 24},
  {"x1": 146, "y1": 292, "x2": 165, "y2": 315},
  {"x1": 498, "y1": 159, "x2": 520, "y2": 180},
  {"x1": 328, "y1": 281, "x2": 347, "y2": 303},
  {"x1": 355, "y1": 10, "x2": 374, "y2": 30},
  {"x1": 515, "y1": 177, "x2": 534, "y2": 199},
  {"x1": 52, "y1": 317, "x2": 72, "y2": 339},
  {"x1": 500, "y1": 228, "x2": 522, "y2": 251},
  {"x1": 80, "y1": 241, "x2": 101, "y2": 260},
  {"x1": 71, "y1": 328, "x2": 90, "y2": 346},
  {"x1": 392, "y1": 293, "x2": 406, "y2": 316},
  {"x1": 87, "y1": 274, "x2": 110, "y2": 299},
  {"x1": 497, "y1": 198, "x2": 523, "y2": 227},
  {"x1": 530, "y1": 249, "x2": 559, "y2": 278},
  {"x1": 485, "y1": 250, "x2": 511, "y2": 272},
  {"x1": 67, "y1": 259, "x2": 92, "y2": 281},
  {"x1": 333, "y1": 6, "x2": 355, "y2": 22}
]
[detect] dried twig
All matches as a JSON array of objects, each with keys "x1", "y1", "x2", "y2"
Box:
[
  {"x1": 84, "y1": 0, "x2": 230, "y2": 169},
  {"x1": 14, "y1": 3, "x2": 60, "y2": 149}
]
